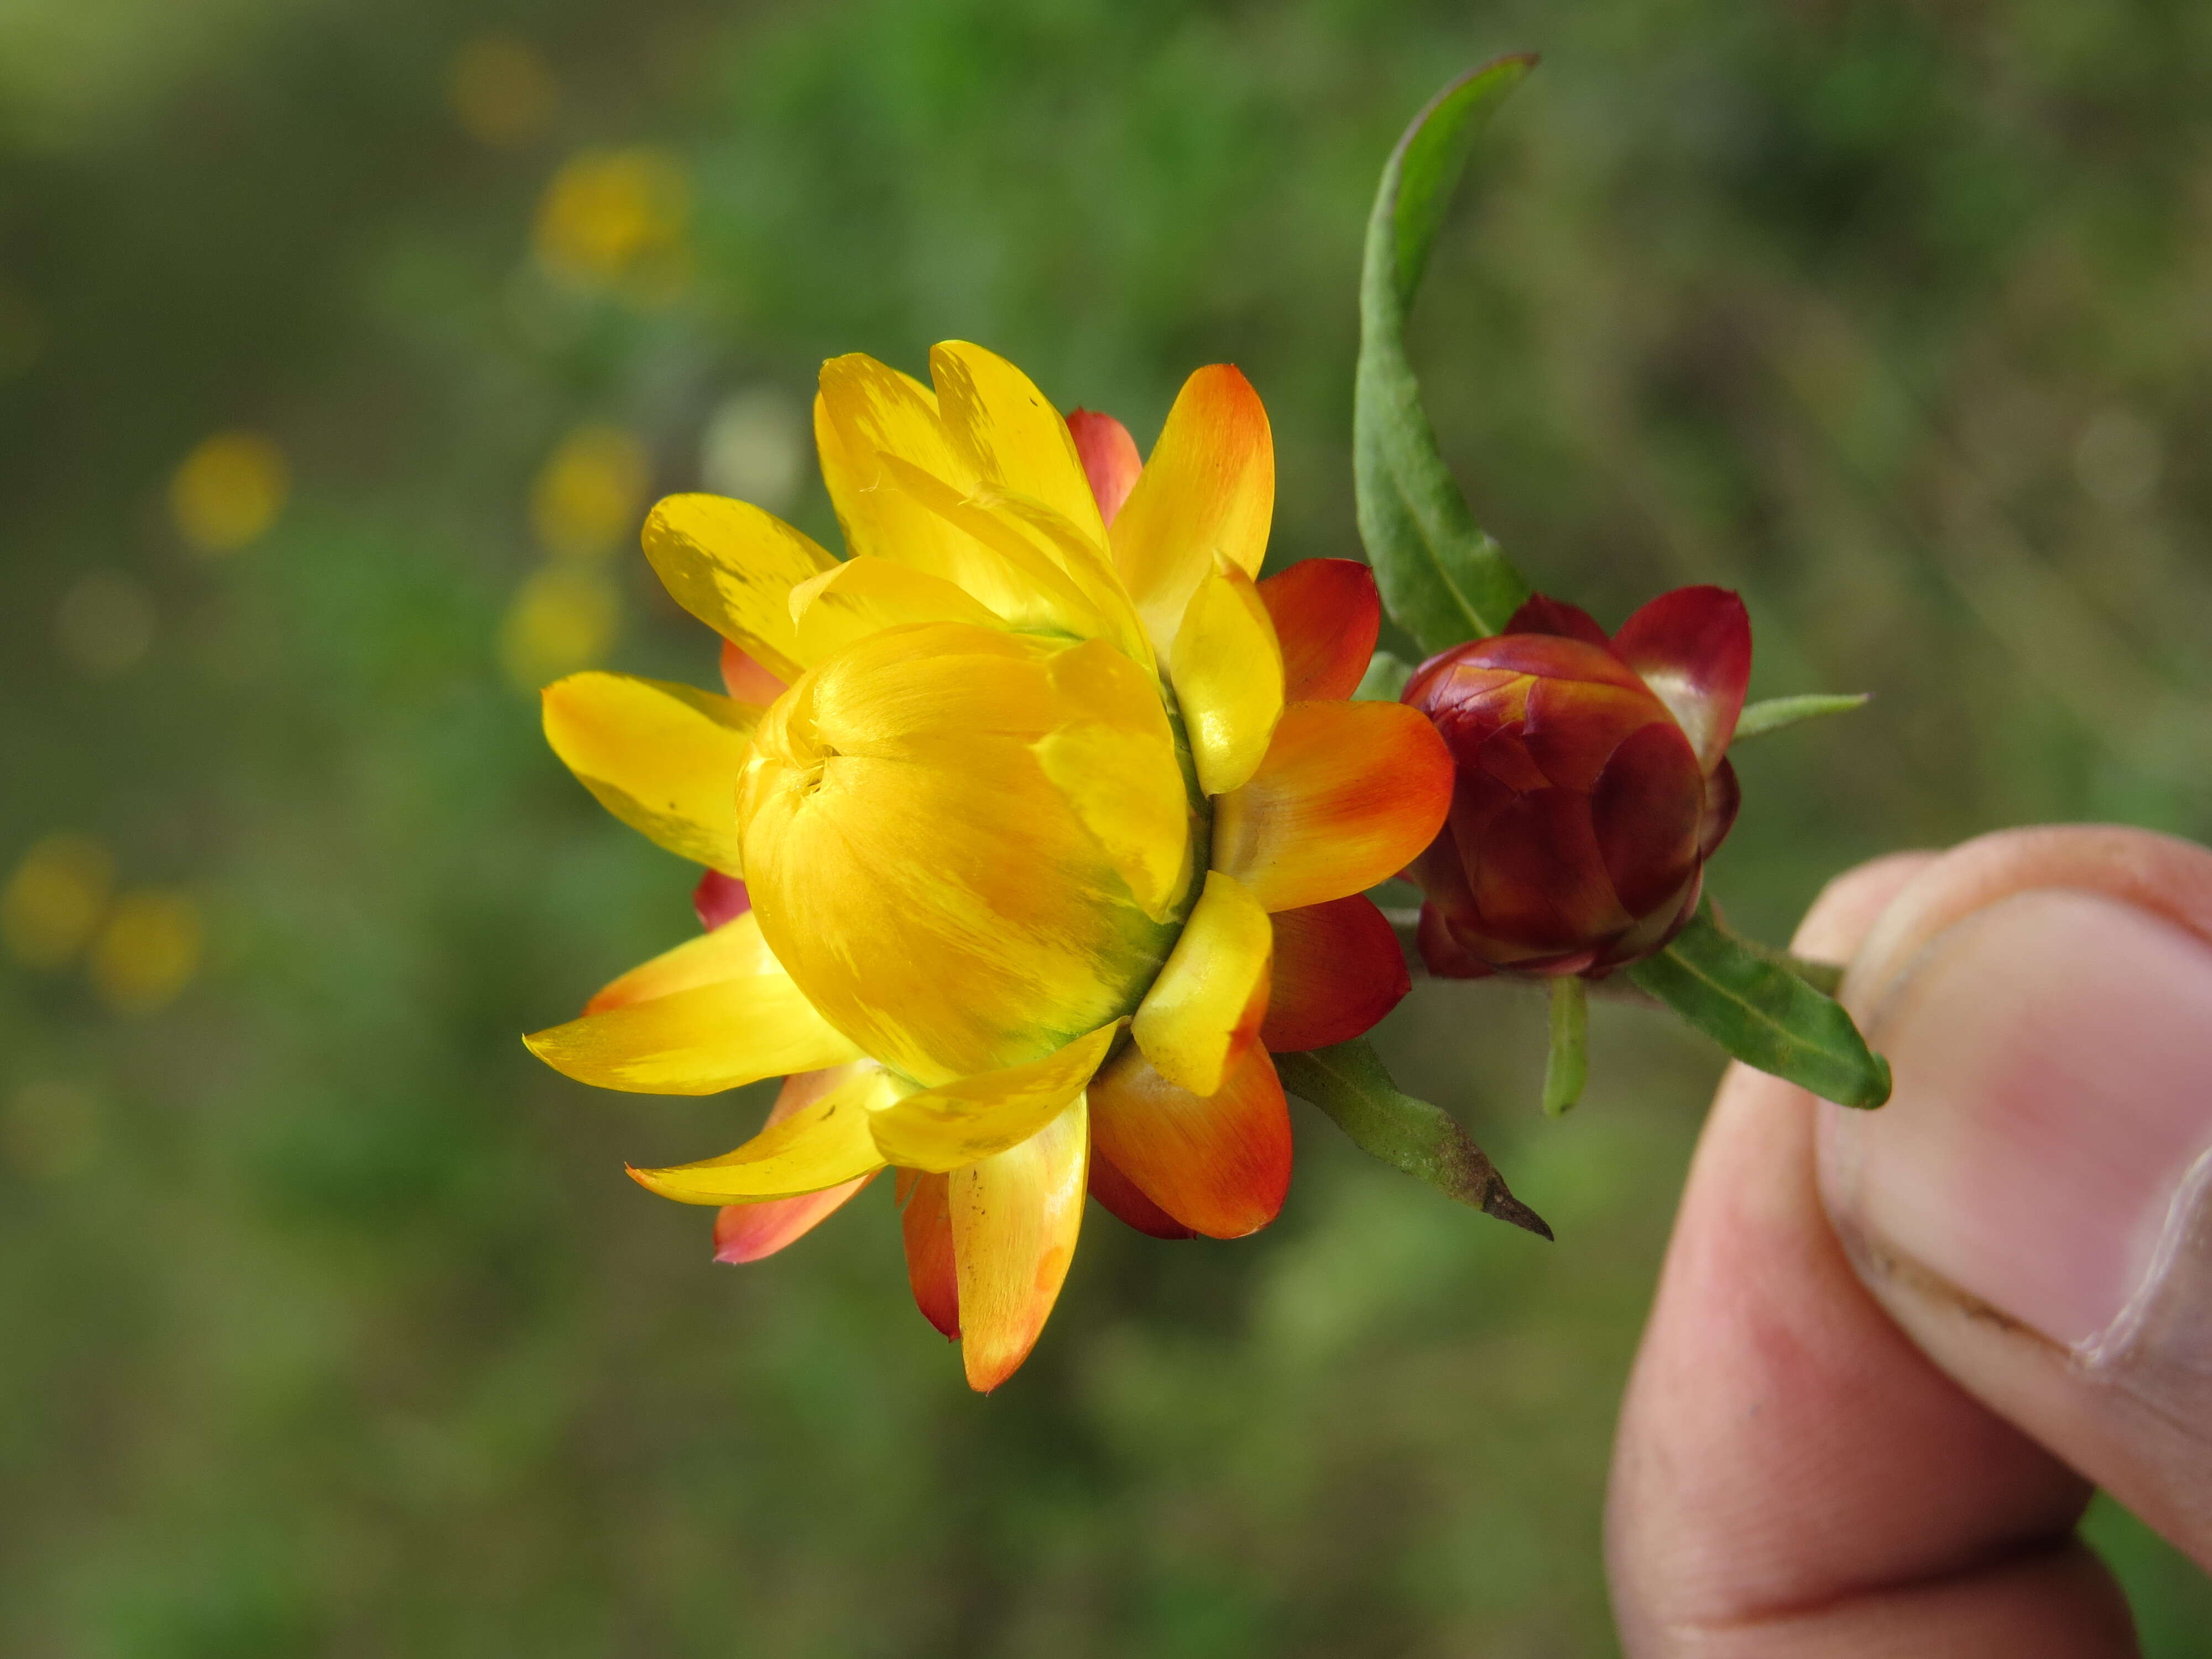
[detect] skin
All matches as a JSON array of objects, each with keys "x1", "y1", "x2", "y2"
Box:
[{"x1": 1606, "y1": 828, "x2": 2212, "y2": 1655}]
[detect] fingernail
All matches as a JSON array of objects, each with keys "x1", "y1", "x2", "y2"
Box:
[{"x1": 1820, "y1": 888, "x2": 2212, "y2": 1353}]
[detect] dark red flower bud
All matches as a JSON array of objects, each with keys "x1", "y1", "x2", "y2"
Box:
[{"x1": 1401, "y1": 586, "x2": 1750, "y2": 979}]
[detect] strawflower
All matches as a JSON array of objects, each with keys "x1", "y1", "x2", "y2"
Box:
[
  {"x1": 1401, "y1": 588, "x2": 1750, "y2": 979},
  {"x1": 526, "y1": 343, "x2": 1452, "y2": 1389}
]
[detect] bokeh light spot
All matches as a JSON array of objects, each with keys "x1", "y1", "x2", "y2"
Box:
[
  {"x1": 88, "y1": 888, "x2": 204, "y2": 1015},
  {"x1": 531, "y1": 426, "x2": 650, "y2": 561},
  {"x1": 701, "y1": 387, "x2": 805, "y2": 512},
  {"x1": 500, "y1": 566, "x2": 620, "y2": 692},
  {"x1": 170, "y1": 431, "x2": 289, "y2": 556},
  {"x1": 55, "y1": 569, "x2": 155, "y2": 677},
  {"x1": 2, "y1": 834, "x2": 114, "y2": 969},
  {"x1": 447, "y1": 34, "x2": 559, "y2": 149},
  {"x1": 533, "y1": 147, "x2": 691, "y2": 302}
]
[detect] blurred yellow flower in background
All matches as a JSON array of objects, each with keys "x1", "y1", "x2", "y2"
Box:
[
  {"x1": 170, "y1": 431, "x2": 288, "y2": 556},
  {"x1": 447, "y1": 34, "x2": 559, "y2": 149},
  {"x1": 534, "y1": 147, "x2": 691, "y2": 304},
  {"x1": 530, "y1": 425, "x2": 650, "y2": 561},
  {"x1": 499, "y1": 565, "x2": 620, "y2": 692},
  {"x1": 88, "y1": 889, "x2": 203, "y2": 1015},
  {"x1": 2, "y1": 833, "x2": 114, "y2": 968}
]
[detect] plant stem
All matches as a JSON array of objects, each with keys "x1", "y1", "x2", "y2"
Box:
[{"x1": 1543, "y1": 976, "x2": 1588, "y2": 1117}]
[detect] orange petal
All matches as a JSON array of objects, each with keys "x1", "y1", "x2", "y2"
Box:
[
  {"x1": 719, "y1": 639, "x2": 787, "y2": 705},
  {"x1": 1086, "y1": 1041, "x2": 1290, "y2": 1240},
  {"x1": 713, "y1": 1065, "x2": 878, "y2": 1263},
  {"x1": 1109, "y1": 364, "x2": 1274, "y2": 653},
  {"x1": 1067, "y1": 409, "x2": 1141, "y2": 527},
  {"x1": 1210, "y1": 700, "x2": 1453, "y2": 912},
  {"x1": 1088, "y1": 1149, "x2": 1196, "y2": 1240},
  {"x1": 948, "y1": 1096, "x2": 1088, "y2": 1391},
  {"x1": 1259, "y1": 895, "x2": 1410, "y2": 1052},
  {"x1": 1258, "y1": 559, "x2": 1381, "y2": 702},
  {"x1": 898, "y1": 1170, "x2": 961, "y2": 1339}
]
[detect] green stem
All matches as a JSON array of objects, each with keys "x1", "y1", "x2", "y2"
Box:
[{"x1": 1543, "y1": 977, "x2": 1588, "y2": 1118}]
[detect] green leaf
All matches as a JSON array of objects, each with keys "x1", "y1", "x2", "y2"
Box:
[
  {"x1": 1353, "y1": 649, "x2": 1413, "y2": 702},
  {"x1": 1731, "y1": 692, "x2": 1871, "y2": 742},
  {"x1": 1629, "y1": 905, "x2": 1892, "y2": 1107},
  {"x1": 1275, "y1": 1038, "x2": 1552, "y2": 1238},
  {"x1": 1355, "y1": 56, "x2": 1537, "y2": 655}
]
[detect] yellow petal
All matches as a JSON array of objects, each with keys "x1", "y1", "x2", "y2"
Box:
[
  {"x1": 1110, "y1": 365, "x2": 1274, "y2": 654},
  {"x1": 870, "y1": 452, "x2": 1111, "y2": 640},
  {"x1": 741, "y1": 623, "x2": 1190, "y2": 1086},
  {"x1": 628, "y1": 1064, "x2": 894, "y2": 1204},
  {"x1": 948, "y1": 1093, "x2": 1088, "y2": 1391},
  {"x1": 641, "y1": 494, "x2": 838, "y2": 681},
  {"x1": 1130, "y1": 870, "x2": 1272, "y2": 1096},
  {"x1": 583, "y1": 910, "x2": 780, "y2": 1014},
  {"x1": 1170, "y1": 557, "x2": 1285, "y2": 797},
  {"x1": 787, "y1": 555, "x2": 1001, "y2": 662},
  {"x1": 928, "y1": 341, "x2": 1105, "y2": 545},
  {"x1": 813, "y1": 356, "x2": 981, "y2": 580},
  {"x1": 541, "y1": 672, "x2": 758, "y2": 874},
  {"x1": 1032, "y1": 639, "x2": 1196, "y2": 922},
  {"x1": 868, "y1": 1021, "x2": 1120, "y2": 1173},
  {"x1": 525, "y1": 970, "x2": 862, "y2": 1095}
]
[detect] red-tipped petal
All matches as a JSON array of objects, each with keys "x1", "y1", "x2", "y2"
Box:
[
  {"x1": 692, "y1": 869, "x2": 752, "y2": 932},
  {"x1": 898, "y1": 1170, "x2": 961, "y2": 1340},
  {"x1": 1066, "y1": 409, "x2": 1143, "y2": 528},
  {"x1": 708, "y1": 1065, "x2": 877, "y2": 1262},
  {"x1": 1260, "y1": 895, "x2": 1410, "y2": 1051},
  {"x1": 713, "y1": 1173, "x2": 877, "y2": 1264},
  {"x1": 719, "y1": 638, "x2": 788, "y2": 706},
  {"x1": 1257, "y1": 559, "x2": 1381, "y2": 702},
  {"x1": 1087, "y1": 1042, "x2": 1290, "y2": 1239},
  {"x1": 1505, "y1": 593, "x2": 1614, "y2": 650},
  {"x1": 1089, "y1": 1149, "x2": 1197, "y2": 1239},
  {"x1": 1610, "y1": 586, "x2": 1751, "y2": 773}
]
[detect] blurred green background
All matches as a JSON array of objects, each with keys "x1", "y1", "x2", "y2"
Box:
[{"x1": 5, "y1": 0, "x2": 2210, "y2": 1652}]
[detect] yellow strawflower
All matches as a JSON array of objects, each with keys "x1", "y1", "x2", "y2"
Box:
[{"x1": 526, "y1": 343, "x2": 1451, "y2": 1389}]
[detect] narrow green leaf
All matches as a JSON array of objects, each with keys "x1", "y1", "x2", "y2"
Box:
[
  {"x1": 1629, "y1": 906, "x2": 1892, "y2": 1107},
  {"x1": 1275, "y1": 1038, "x2": 1552, "y2": 1238},
  {"x1": 1353, "y1": 649, "x2": 1413, "y2": 702},
  {"x1": 1355, "y1": 56, "x2": 1537, "y2": 655},
  {"x1": 1542, "y1": 977, "x2": 1587, "y2": 1117},
  {"x1": 1732, "y1": 692, "x2": 1871, "y2": 742}
]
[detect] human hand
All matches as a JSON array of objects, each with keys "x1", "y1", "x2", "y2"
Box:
[{"x1": 1606, "y1": 826, "x2": 2212, "y2": 1655}]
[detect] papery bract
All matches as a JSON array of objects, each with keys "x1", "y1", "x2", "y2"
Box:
[{"x1": 1402, "y1": 587, "x2": 1748, "y2": 979}]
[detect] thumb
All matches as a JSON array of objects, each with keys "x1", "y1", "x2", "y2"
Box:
[{"x1": 1819, "y1": 825, "x2": 2212, "y2": 1563}]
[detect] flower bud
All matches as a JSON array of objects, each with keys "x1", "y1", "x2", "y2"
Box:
[{"x1": 1402, "y1": 587, "x2": 1750, "y2": 978}]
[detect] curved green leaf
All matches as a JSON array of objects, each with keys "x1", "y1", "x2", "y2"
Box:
[
  {"x1": 1275, "y1": 1038, "x2": 1552, "y2": 1238},
  {"x1": 1629, "y1": 905, "x2": 1892, "y2": 1107},
  {"x1": 1731, "y1": 692, "x2": 1871, "y2": 742},
  {"x1": 1355, "y1": 56, "x2": 1537, "y2": 654}
]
